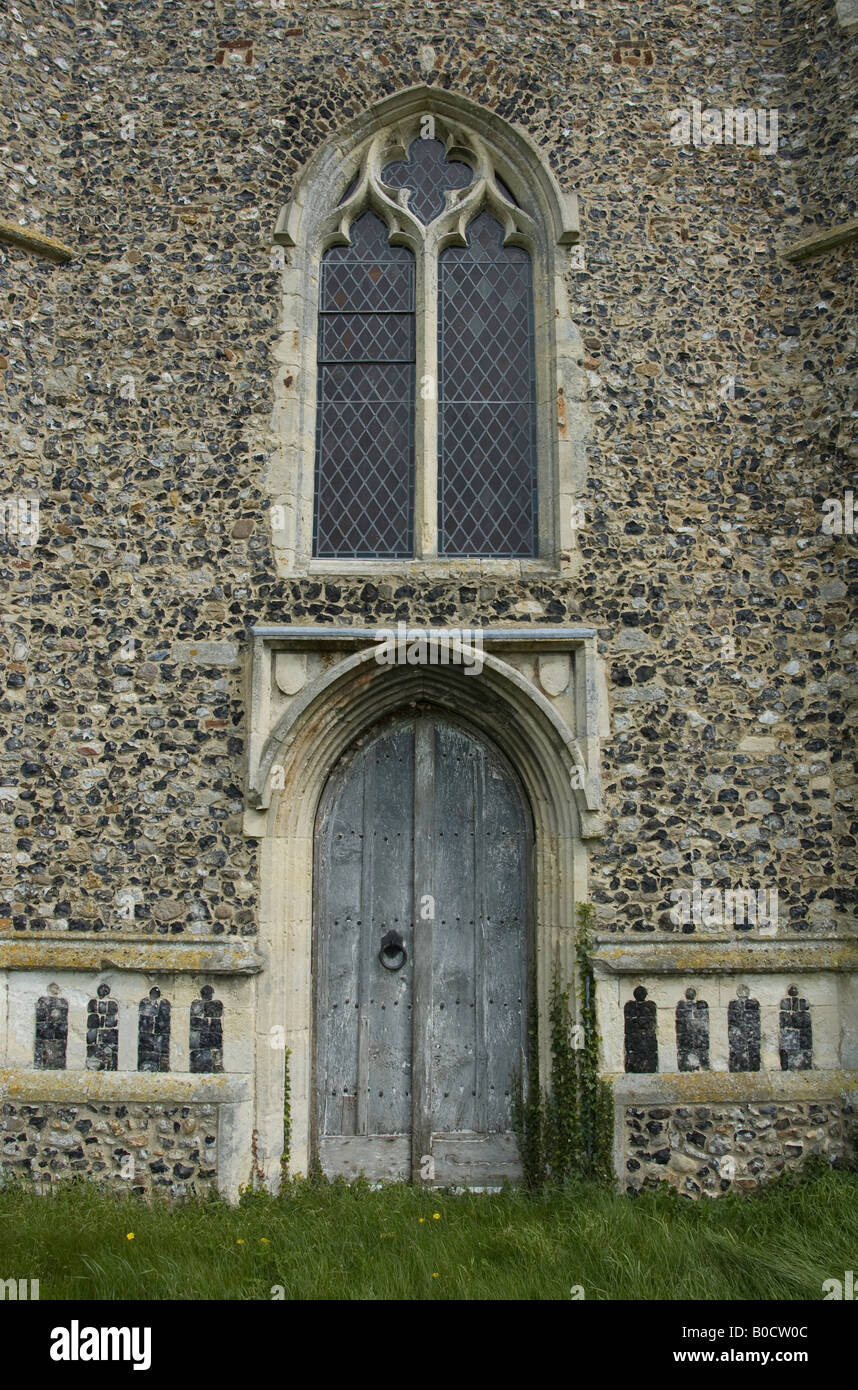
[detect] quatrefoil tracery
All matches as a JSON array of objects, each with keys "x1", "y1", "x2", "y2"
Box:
[
  {"x1": 381, "y1": 136, "x2": 473, "y2": 224},
  {"x1": 328, "y1": 119, "x2": 536, "y2": 253}
]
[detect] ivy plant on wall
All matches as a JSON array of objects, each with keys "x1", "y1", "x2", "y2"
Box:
[{"x1": 513, "y1": 904, "x2": 613, "y2": 1187}]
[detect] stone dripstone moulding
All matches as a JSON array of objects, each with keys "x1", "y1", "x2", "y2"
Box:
[
  {"x1": 244, "y1": 624, "x2": 609, "y2": 1185},
  {"x1": 783, "y1": 218, "x2": 858, "y2": 262},
  {"x1": 0, "y1": 221, "x2": 74, "y2": 263},
  {"x1": 267, "y1": 83, "x2": 587, "y2": 578}
]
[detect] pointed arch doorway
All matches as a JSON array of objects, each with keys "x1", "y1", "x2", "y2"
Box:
[{"x1": 313, "y1": 707, "x2": 533, "y2": 1186}]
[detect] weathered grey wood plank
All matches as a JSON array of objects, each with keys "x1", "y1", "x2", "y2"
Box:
[
  {"x1": 367, "y1": 723, "x2": 413, "y2": 1136},
  {"x1": 356, "y1": 1013, "x2": 369, "y2": 1136},
  {"x1": 315, "y1": 750, "x2": 365, "y2": 1139},
  {"x1": 473, "y1": 747, "x2": 488, "y2": 1135},
  {"x1": 432, "y1": 1131, "x2": 523, "y2": 1185},
  {"x1": 319, "y1": 1135, "x2": 410, "y2": 1182},
  {"x1": 482, "y1": 747, "x2": 530, "y2": 1131},
  {"x1": 356, "y1": 749, "x2": 375, "y2": 1135},
  {"x1": 431, "y1": 725, "x2": 529, "y2": 1138},
  {"x1": 317, "y1": 725, "x2": 415, "y2": 1153},
  {"x1": 411, "y1": 717, "x2": 435, "y2": 1184},
  {"x1": 432, "y1": 725, "x2": 478, "y2": 1134}
]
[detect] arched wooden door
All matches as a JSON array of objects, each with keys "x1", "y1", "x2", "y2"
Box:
[{"x1": 313, "y1": 711, "x2": 532, "y2": 1185}]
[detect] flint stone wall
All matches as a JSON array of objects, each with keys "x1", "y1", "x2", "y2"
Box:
[
  {"x1": 0, "y1": 1100, "x2": 218, "y2": 1196},
  {"x1": 1, "y1": 0, "x2": 855, "y2": 939},
  {"x1": 624, "y1": 1098, "x2": 855, "y2": 1197},
  {"x1": 0, "y1": 0, "x2": 855, "y2": 1195}
]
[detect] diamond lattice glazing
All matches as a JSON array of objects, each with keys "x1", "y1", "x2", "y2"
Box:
[
  {"x1": 314, "y1": 212, "x2": 415, "y2": 558},
  {"x1": 438, "y1": 213, "x2": 537, "y2": 556}
]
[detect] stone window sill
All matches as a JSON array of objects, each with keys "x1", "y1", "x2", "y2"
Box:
[{"x1": 305, "y1": 556, "x2": 567, "y2": 580}]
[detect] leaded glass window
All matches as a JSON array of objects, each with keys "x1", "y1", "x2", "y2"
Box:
[
  {"x1": 314, "y1": 212, "x2": 415, "y2": 558},
  {"x1": 439, "y1": 213, "x2": 537, "y2": 556},
  {"x1": 312, "y1": 131, "x2": 539, "y2": 561}
]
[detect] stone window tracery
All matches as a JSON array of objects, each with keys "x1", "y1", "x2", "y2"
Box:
[
  {"x1": 271, "y1": 87, "x2": 584, "y2": 575},
  {"x1": 313, "y1": 127, "x2": 539, "y2": 560}
]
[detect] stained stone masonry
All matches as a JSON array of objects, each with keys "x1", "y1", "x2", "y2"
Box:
[
  {"x1": 675, "y1": 989, "x2": 710, "y2": 1073},
  {"x1": 728, "y1": 991, "x2": 762, "y2": 1074},
  {"x1": 780, "y1": 986, "x2": 813, "y2": 1071},
  {"x1": 189, "y1": 987, "x2": 224, "y2": 1074},
  {"x1": 625, "y1": 987, "x2": 659, "y2": 1074}
]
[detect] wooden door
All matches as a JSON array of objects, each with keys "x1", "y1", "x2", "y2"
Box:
[{"x1": 314, "y1": 712, "x2": 531, "y2": 1185}]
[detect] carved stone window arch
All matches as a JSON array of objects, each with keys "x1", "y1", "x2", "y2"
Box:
[{"x1": 270, "y1": 85, "x2": 586, "y2": 577}]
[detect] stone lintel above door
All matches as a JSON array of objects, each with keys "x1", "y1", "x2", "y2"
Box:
[{"x1": 243, "y1": 624, "x2": 609, "y2": 841}]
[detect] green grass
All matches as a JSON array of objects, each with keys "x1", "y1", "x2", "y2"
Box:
[{"x1": 0, "y1": 1166, "x2": 854, "y2": 1300}]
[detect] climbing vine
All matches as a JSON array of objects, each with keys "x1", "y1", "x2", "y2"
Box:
[
  {"x1": 570, "y1": 902, "x2": 614, "y2": 1182},
  {"x1": 513, "y1": 903, "x2": 613, "y2": 1186},
  {"x1": 280, "y1": 1048, "x2": 292, "y2": 1187},
  {"x1": 512, "y1": 983, "x2": 544, "y2": 1189}
]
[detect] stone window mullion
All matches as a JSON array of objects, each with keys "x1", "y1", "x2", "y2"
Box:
[{"x1": 414, "y1": 234, "x2": 439, "y2": 559}]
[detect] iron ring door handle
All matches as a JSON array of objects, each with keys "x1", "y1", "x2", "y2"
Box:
[{"x1": 379, "y1": 930, "x2": 407, "y2": 971}]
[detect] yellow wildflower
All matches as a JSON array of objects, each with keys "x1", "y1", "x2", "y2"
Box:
[
  {"x1": 126, "y1": 1233, "x2": 134, "y2": 1241},
  {"x1": 433, "y1": 1212, "x2": 441, "y2": 1220}
]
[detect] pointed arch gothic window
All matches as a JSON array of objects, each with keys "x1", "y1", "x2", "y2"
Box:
[
  {"x1": 272, "y1": 90, "x2": 582, "y2": 573},
  {"x1": 313, "y1": 135, "x2": 538, "y2": 559}
]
